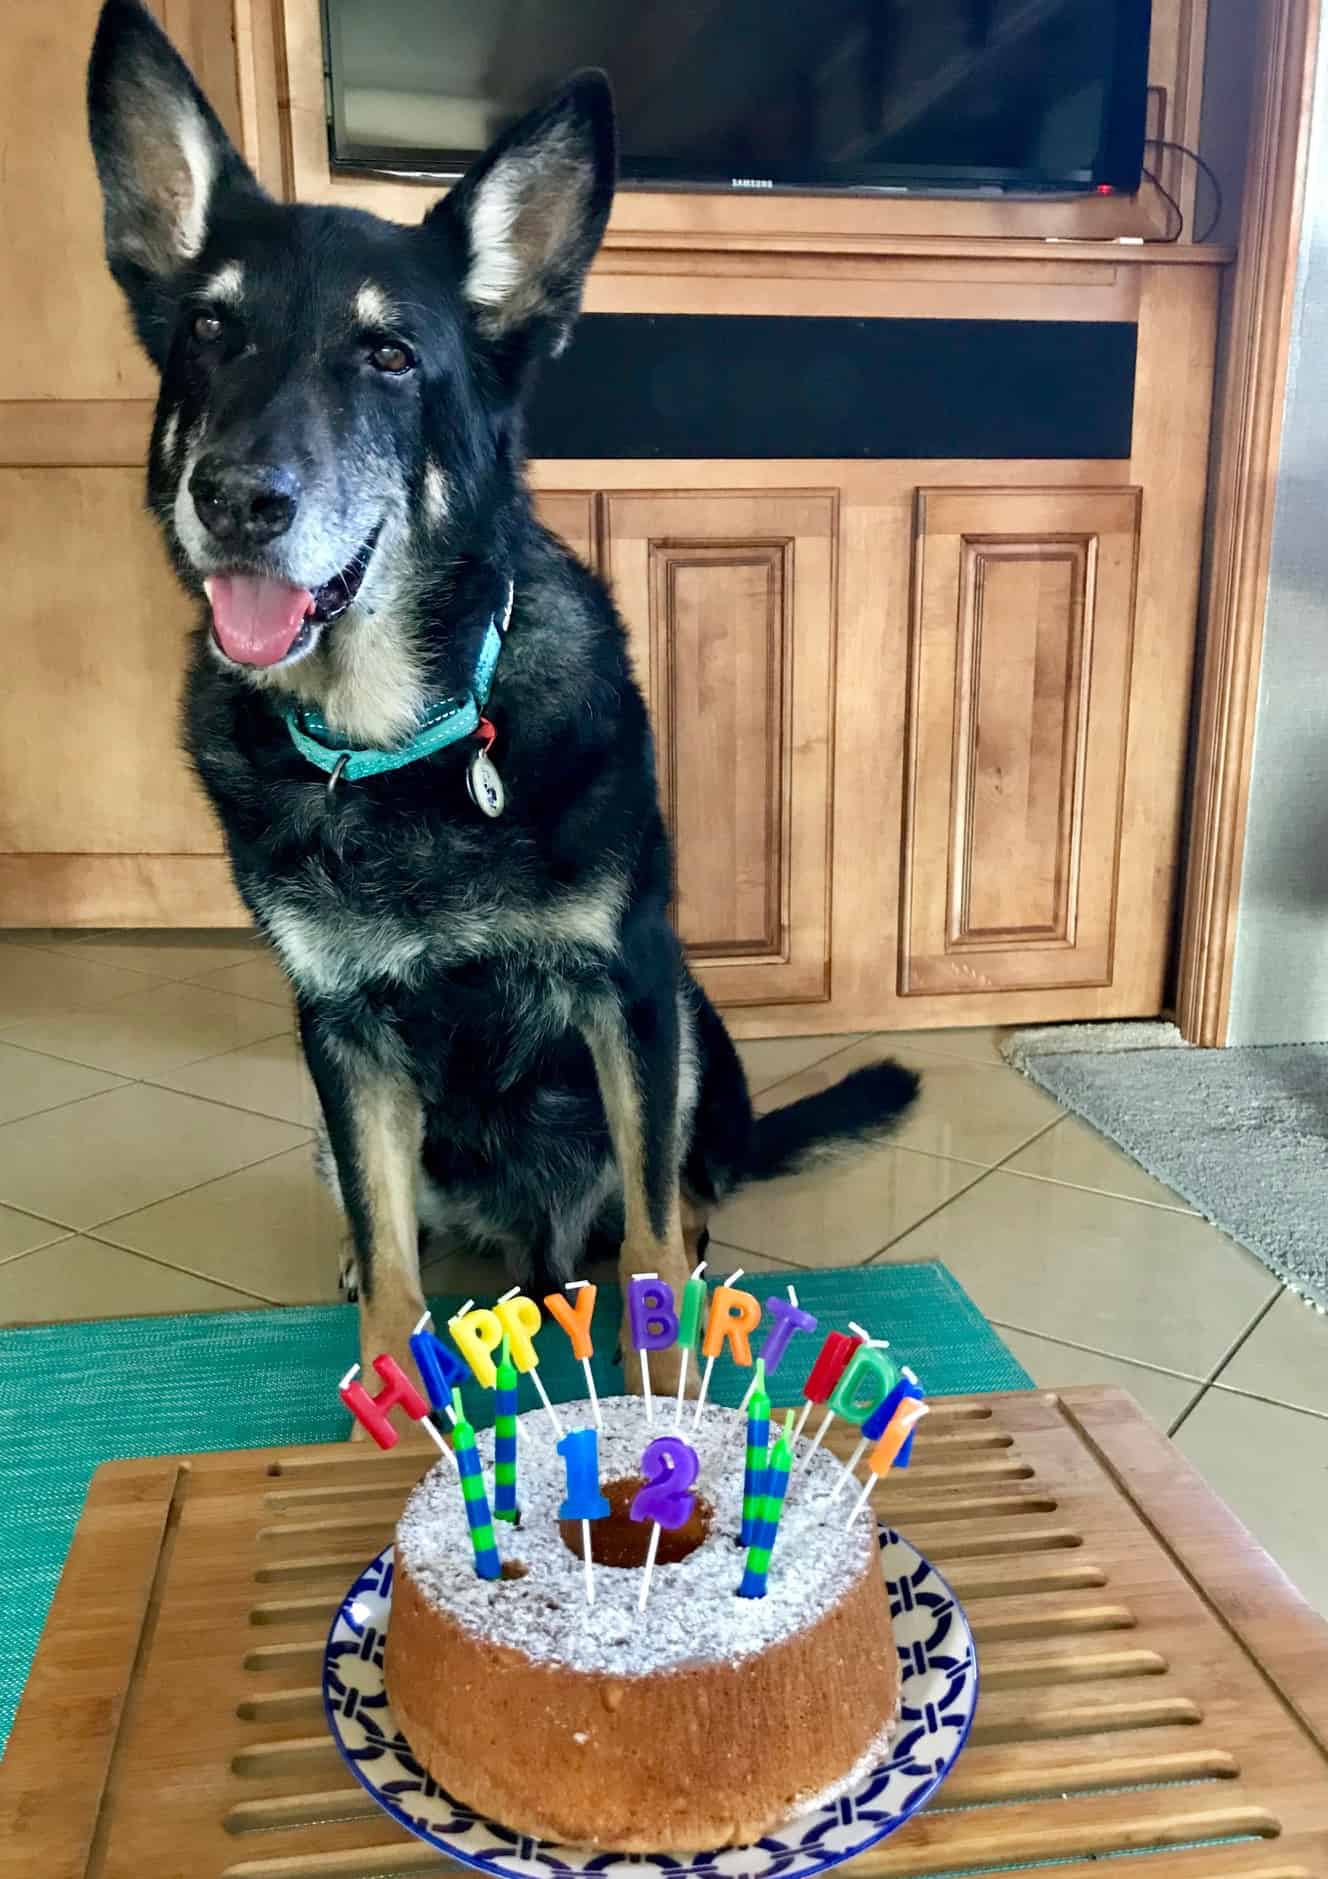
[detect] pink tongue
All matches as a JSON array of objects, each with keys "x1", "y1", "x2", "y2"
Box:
[{"x1": 207, "y1": 574, "x2": 314, "y2": 667}]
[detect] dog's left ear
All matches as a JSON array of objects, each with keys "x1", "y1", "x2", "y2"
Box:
[
  {"x1": 87, "y1": 0, "x2": 264, "y2": 365},
  {"x1": 429, "y1": 71, "x2": 616, "y2": 362}
]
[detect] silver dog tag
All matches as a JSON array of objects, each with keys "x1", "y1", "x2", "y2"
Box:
[{"x1": 466, "y1": 749, "x2": 505, "y2": 818}]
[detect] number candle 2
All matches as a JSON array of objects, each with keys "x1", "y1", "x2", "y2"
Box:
[{"x1": 630, "y1": 1434, "x2": 700, "y2": 1612}]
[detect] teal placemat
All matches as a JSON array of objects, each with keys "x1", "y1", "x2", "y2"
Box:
[{"x1": 0, "y1": 1262, "x2": 1028, "y2": 1752}]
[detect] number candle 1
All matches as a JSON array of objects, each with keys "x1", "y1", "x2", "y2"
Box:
[
  {"x1": 494, "y1": 1336, "x2": 520, "y2": 1524},
  {"x1": 338, "y1": 1355, "x2": 456, "y2": 1470},
  {"x1": 739, "y1": 1283, "x2": 818, "y2": 1410},
  {"x1": 692, "y1": 1273, "x2": 762, "y2": 1428},
  {"x1": 543, "y1": 1279, "x2": 601, "y2": 1425},
  {"x1": 830, "y1": 1366, "x2": 924, "y2": 1503},
  {"x1": 737, "y1": 1410, "x2": 796, "y2": 1599},
  {"x1": 791, "y1": 1329, "x2": 863, "y2": 1449},
  {"x1": 630, "y1": 1434, "x2": 700, "y2": 1612},
  {"x1": 673, "y1": 1261, "x2": 708, "y2": 1423},
  {"x1": 557, "y1": 1427, "x2": 611, "y2": 1605},
  {"x1": 450, "y1": 1388, "x2": 503, "y2": 1580},
  {"x1": 741, "y1": 1358, "x2": 771, "y2": 1547},
  {"x1": 627, "y1": 1271, "x2": 679, "y2": 1424},
  {"x1": 845, "y1": 1398, "x2": 931, "y2": 1528}
]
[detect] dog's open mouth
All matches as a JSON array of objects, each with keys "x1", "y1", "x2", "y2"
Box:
[{"x1": 203, "y1": 526, "x2": 382, "y2": 669}]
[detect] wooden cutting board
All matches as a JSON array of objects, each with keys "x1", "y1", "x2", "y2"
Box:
[{"x1": 3, "y1": 1387, "x2": 1327, "y2": 1878}]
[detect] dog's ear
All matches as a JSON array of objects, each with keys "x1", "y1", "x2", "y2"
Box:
[
  {"x1": 87, "y1": 0, "x2": 264, "y2": 365},
  {"x1": 429, "y1": 72, "x2": 616, "y2": 363}
]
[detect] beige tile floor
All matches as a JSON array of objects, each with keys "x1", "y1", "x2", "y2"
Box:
[{"x1": 2, "y1": 929, "x2": 1325, "y2": 1612}]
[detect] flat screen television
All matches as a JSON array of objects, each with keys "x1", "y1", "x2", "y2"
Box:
[{"x1": 323, "y1": 0, "x2": 1153, "y2": 199}]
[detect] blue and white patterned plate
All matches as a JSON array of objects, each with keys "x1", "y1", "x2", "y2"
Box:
[{"x1": 323, "y1": 1528, "x2": 977, "y2": 1878}]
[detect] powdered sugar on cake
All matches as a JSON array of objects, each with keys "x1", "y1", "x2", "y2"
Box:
[{"x1": 396, "y1": 1396, "x2": 879, "y2": 1677}]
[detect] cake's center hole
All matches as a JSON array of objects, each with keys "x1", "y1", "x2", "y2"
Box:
[{"x1": 558, "y1": 1476, "x2": 713, "y2": 1569}]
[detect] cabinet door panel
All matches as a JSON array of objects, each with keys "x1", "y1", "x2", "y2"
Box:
[
  {"x1": 604, "y1": 491, "x2": 836, "y2": 1006},
  {"x1": 902, "y1": 487, "x2": 1141, "y2": 995},
  {"x1": 0, "y1": 470, "x2": 219, "y2": 856},
  {"x1": 533, "y1": 493, "x2": 596, "y2": 568}
]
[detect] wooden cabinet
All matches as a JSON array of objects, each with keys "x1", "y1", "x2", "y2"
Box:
[
  {"x1": 900, "y1": 487, "x2": 1141, "y2": 997},
  {"x1": 601, "y1": 491, "x2": 835, "y2": 1007},
  {"x1": 0, "y1": 0, "x2": 1223, "y2": 1038}
]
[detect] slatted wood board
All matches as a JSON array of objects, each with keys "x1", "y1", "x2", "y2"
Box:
[{"x1": 4, "y1": 1387, "x2": 1328, "y2": 1878}]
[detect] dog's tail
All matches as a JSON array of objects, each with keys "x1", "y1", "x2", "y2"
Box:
[{"x1": 746, "y1": 1060, "x2": 920, "y2": 1183}]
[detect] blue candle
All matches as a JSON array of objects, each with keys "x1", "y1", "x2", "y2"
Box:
[
  {"x1": 741, "y1": 1359, "x2": 771, "y2": 1547},
  {"x1": 558, "y1": 1426, "x2": 610, "y2": 1605}
]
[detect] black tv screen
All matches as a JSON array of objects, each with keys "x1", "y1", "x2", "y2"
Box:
[{"x1": 324, "y1": 0, "x2": 1152, "y2": 198}]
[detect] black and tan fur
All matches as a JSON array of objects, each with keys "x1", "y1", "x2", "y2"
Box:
[{"x1": 86, "y1": 0, "x2": 919, "y2": 1395}]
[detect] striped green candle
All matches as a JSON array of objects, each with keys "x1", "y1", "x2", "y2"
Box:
[
  {"x1": 450, "y1": 1388, "x2": 502, "y2": 1580},
  {"x1": 737, "y1": 1410, "x2": 795, "y2": 1599},
  {"x1": 494, "y1": 1337, "x2": 519, "y2": 1525},
  {"x1": 741, "y1": 1358, "x2": 771, "y2": 1547}
]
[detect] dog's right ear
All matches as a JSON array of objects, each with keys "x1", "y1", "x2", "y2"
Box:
[{"x1": 87, "y1": 0, "x2": 263, "y2": 365}]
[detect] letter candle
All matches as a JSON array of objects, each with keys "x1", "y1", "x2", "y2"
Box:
[
  {"x1": 737, "y1": 1410, "x2": 795, "y2": 1599},
  {"x1": 626, "y1": 1271, "x2": 679, "y2": 1424},
  {"x1": 544, "y1": 1279, "x2": 601, "y2": 1425},
  {"x1": 845, "y1": 1398, "x2": 931, "y2": 1528},
  {"x1": 673, "y1": 1260, "x2": 708, "y2": 1423},
  {"x1": 830, "y1": 1366, "x2": 924, "y2": 1503},
  {"x1": 338, "y1": 1356, "x2": 456, "y2": 1470},
  {"x1": 630, "y1": 1434, "x2": 700, "y2": 1612},
  {"x1": 409, "y1": 1310, "x2": 465, "y2": 1426},
  {"x1": 741, "y1": 1359, "x2": 771, "y2": 1546},
  {"x1": 691, "y1": 1273, "x2": 762, "y2": 1427},
  {"x1": 558, "y1": 1426, "x2": 611, "y2": 1605},
  {"x1": 739, "y1": 1283, "x2": 818, "y2": 1410},
  {"x1": 790, "y1": 1327, "x2": 864, "y2": 1453},
  {"x1": 798, "y1": 1335, "x2": 899, "y2": 1477},
  {"x1": 494, "y1": 1337, "x2": 520, "y2": 1523},
  {"x1": 495, "y1": 1287, "x2": 565, "y2": 1436},
  {"x1": 448, "y1": 1389, "x2": 503, "y2": 1579}
]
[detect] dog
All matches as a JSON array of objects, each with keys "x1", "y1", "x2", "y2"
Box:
[{"x1": 87, "y1": 0, "x2": 919, "y2": 1398}]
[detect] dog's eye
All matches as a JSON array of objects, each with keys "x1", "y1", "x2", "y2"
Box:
[
  {"x1": 370, "y1": 342, "x2": 415, "y2": 375},
  {"x1": 192, "y1": 311, "x2": 223, "y2": 344}
]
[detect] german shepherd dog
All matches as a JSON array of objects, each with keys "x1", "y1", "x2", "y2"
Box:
[{"x1": 87, "y1": 0, "x2": 919, "y2": 1398}]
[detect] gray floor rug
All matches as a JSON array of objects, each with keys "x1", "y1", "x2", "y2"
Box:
[{"x1": 1006, "y1": 1038, "x2": 1328, "y2": 1312}]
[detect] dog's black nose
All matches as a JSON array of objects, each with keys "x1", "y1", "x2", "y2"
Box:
[{"x1": 190, "y1": 457, "x2": 301, "y2": 547}]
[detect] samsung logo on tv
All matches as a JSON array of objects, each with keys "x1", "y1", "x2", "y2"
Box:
[{"x1": 730, "y1": 177, "x2": 774, "y2": 189}]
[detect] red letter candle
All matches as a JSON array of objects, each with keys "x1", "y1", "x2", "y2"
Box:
[
  {"x1": 338, "y1": 1355, "x2": 454, "y2": 1467},
  {"x1": 791, "y1": 1329, "x2": 863, "y2": 1448}
]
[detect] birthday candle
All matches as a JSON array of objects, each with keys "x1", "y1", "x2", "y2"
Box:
[
  {"x1": 737, "y1": 1410, "x2": 795, "y2": 1598},
  {"x1": 741, "y1": 1359, "x2": 771, "y2": 1547},
  {"x1": 338, "y1": 1355, "x2": 455, "y2": 1469},
  {"x1": 831, "y1": 1366, "x2": 924, "y2": 1502},
  {"x1": 799, "y1": 1336, "x2": 899, "y2": 1476},
  {"x1": 791, "y1": 1329, "x2": 863, "y2": 1448},
  {"x1": 450, "y1": 1388, "x2": 503, "y2": 1579},
  {"x1": 544, "y1": 1279, "x2": 601, "y2": 1425},
  {"x1": 692, "y1": 1273, "x2": 762, "y2": 1427},
  {"x1": 494, "y1": 1338, "x2": 520, "y2": 1524},
  {"x1": 409, "y1": 1310, "x2": 466, "y2": 1425},
  {"x1": 740, "y1": 1283, "x2": 818, "y2": 1410},
  {"x1": 557, "y1": 1427, "x2": 611, "y2": 1605},
  {"x1": 495, "y1": 1287, "x2": 564, "y2": 1436},
  {"x1": 627, "y1": 1272, "x2": 679, "y2": 1424},
  {"x1": 631, "y1": 1434, "x2": 700, "y2": 1611},
  {"x1": 673, "y1": 1261, "x2": 708, "y2": 1423},
  {"x1": 846, "y1": 1398, "x2": 931, "y2": 1528}
]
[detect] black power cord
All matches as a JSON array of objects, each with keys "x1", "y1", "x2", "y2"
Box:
[{"x1": 1143, "y1": 137, "x2": 1225, "y2": 244}]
